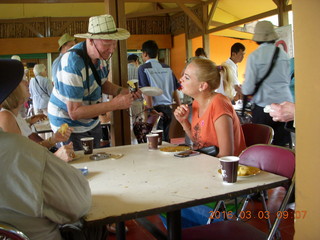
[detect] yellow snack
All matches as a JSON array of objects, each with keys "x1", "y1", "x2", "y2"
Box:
[
  {"x1": 58, "y1": 123, "x2": 69, "y2": 136},
  {"x1": 237, "y1": 166, "x2": 252, "y2": 176},
  {"x1": 127, "y1": 80, "x2": 136, "y2": 88}
]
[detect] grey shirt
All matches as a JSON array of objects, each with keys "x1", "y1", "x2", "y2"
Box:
[
  {"x1": 242, "y1": 43, "x2": 293, "y2": 107},
  {"x1": 0, "y1": 129, "x2": 91, "y2": 240}
]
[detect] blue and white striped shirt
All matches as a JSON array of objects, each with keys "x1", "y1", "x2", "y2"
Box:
[{"x1": 48, "y1": 42, "x2": 109, "y2": 133}]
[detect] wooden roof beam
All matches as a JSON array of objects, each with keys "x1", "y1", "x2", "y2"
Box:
[
  {"x1": 208, "y1": 4, "x2": 292, "y2": 33},
  {"x1": 177, "y1": 2, "x2": 204, "y2": 31},
  {"x1": 126, "y1": 7, "x2": 180, "y2": 18}
]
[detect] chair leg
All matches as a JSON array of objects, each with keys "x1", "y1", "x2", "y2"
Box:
[
  {"x1": 260, "y1": 191, "x2": 272, "y2": 230},
  {"x1": 207, "y1": 200, "x2": 227, "y2": 224},
  {"x1": 267, "y1": 176, "x2": 295, "y2": 240}
]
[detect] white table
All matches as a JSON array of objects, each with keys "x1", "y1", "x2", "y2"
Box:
[
  {"x1": 33, "y1": 120, "x2": 52, "y2": 134},
  {"x1": 71, "y1": 143, "x2": 288, "y2": 240}
]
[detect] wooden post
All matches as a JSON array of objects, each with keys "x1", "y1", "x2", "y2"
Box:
[{"x1": 105, "y1": 0, "x2": 131, "y2": 146}]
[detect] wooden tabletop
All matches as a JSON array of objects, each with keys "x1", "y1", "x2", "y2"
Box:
[{"x1": 71, "y1": 143, "x2": 288, "y2": 225}]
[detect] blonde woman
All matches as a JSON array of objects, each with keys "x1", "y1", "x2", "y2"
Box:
[
  {"x1": 174, "y1": 58, "x2": 246, "y2": 157},
  {"x1": 0, "y1": 79, "x2": 74, "y2": 162}
]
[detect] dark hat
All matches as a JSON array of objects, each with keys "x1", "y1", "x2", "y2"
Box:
[{"x1": 0, "y1": 59, "x2": 24, "y2": 104}]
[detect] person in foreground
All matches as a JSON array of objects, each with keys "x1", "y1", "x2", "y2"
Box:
[
  {"x1": 48, "y1": 14, "x2": 141, "y2": 150},
  {"x1": 174, "y1": 58, "x2": 246, "y2": 157},
  {"x1": 0, "y1": 59, "x2": 108, "y2": 240},
  {"x1": 0, "y1": 75, "x2": 74, "y2": 162}
]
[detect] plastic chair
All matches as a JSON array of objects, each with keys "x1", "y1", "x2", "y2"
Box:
[
  {"x1": 0, "y1": 222, "x2": 30, "y2": 240},
  {"x1": 182, "y1": 144, "x2": 295, "y2": 240},
  {"x1": 242, "y1": 123, "x2": 274, "y2": 147}
]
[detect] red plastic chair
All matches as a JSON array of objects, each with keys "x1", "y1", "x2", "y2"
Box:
[
  {"x1": 182, "y1": 144, "x2": 295, "y2": 240},
  {"x1": 0, "y1": 222, "x2": 30, "y2": 240},
  {"x1": 242, "y1": 123, "x2": 274, "y2": 147}
]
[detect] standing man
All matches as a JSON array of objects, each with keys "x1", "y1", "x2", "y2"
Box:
[
  {"x1": 48, "y1": 14, "x2": 140, "y2": 150},
  {"x1": 127, "y1": 54, "x2": 139, "y2": 80},
  {"x1": 216, "y1": 43, "x2": 245, "y2": 100},
  {"x1": 52, "y1": 33, "x2": 76, "y2": 81},
  {"x1": 223, "y1": 42, "x2": 246, "y2": 100},
  {"x1": 242, "y1": 21, "x2": 292, "y2": 146},
  {"x1": 138, "y1": 40, "x2": 181, "y2": 142}
]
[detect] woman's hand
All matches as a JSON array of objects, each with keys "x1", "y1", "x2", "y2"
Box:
[
  {"x1": 53, "y1": 126, "x2": 73, "y2": 143},
  {"x1": 54, "y1": 142, "x2": 74, "y2": 162},
  {"x1": 28, "y1": 114, "x2": 47, "y2": 125},
  {"x1": 174, "y1": 104, "x2": 190, "y2": 123}
]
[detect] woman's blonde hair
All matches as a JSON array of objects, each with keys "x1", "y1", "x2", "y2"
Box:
[
  {"x1": 33, "y1": 64, "x2": 46, "y2": 76},
  {"x1": 1, "y1": 83, "x2": 25, "y2": 110},
  {"x1": 189, "y1": 58, "x2": 235, "y2": 99}
]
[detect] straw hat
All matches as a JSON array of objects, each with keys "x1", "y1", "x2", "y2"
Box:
[
  {"x1": 0, "y1": 60, "x2": 24, "y2": 104},
  {"x1": 74, "y1": 14, "x2": 130, "y2": 40},
  {"x1": 58, "y1": 33, "x2": 76, "y2": 51},
  {"x1": 252, "y1": 21, "x2": 279, "y2": 42}
]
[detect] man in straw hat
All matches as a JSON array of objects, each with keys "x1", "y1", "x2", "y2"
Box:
[
  {"x1": 48, "y1": 14, "x2": 141, "y2": 150},
  {"x1": 242, "y1": 20, "x2": 293, "y2": 147},
  {"x1": 0, "y1": 59, "x2": 109, "y2": 240},
  {"x1": 52, "y1": 33, "x2": 76, "y2": 79}
]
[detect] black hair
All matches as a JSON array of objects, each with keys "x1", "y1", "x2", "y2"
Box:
[
  {"x1": 195, "y1": 48, "x2": 207, "y2": 57},
  {"x1": 141, "y1": 40, "x2": 158, "y2": 58},
  {"x1": 230, "y1": 43, "x2": 245, "y2": 56},
  {"x1": 128, "y1": 54, "x2": 139, "y2": 62}
]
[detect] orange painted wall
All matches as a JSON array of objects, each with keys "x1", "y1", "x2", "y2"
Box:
[
  {"x1": 170, "y1": 33, "x2": 187, "y2": 79},
  {"x1": 171, "y1": 34, "x2": 259, "y2": 84}
]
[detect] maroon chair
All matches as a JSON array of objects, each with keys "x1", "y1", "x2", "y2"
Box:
[
  {"x1": 182, "y1": 144, "x2": 295, "y2": 240},
  {"x1": 0, "y1": 222, "x2": 30, "y2": 240},
  {"x1": 242, "y1": 123, "x2": 274, "y2": 147}
]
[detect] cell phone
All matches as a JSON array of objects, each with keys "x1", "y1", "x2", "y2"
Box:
[{"x1": 174, "y1": 150, "x2": 200, "y2": 158}]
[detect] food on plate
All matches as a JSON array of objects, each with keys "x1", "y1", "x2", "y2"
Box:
[
  {"x1": 237, "y1": 165, "x2": 259, "y2": 176},
  {"x1": 58, "y1": 123, "x2": 69, "y2": 136},
  {"x1": 159, "y1": 146, "x2": 191, "y2": 152}
]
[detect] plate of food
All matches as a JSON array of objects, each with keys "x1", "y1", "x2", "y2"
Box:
[
  {"x1": 218, "y1": 165, "x2": 261, "y2": 177},
  {"x1": 140, "y1": 87, "x2": 163, "y2": 96},
  {"x1": 159, "y1": 146, "x2": 191, "y2": 154}
]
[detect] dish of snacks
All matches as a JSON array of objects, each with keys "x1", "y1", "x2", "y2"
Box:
[
  {"x1": 159, "y1": 146, "x2": 191, "y2": 153},
  {"x1": 218, "y1": 165, "x2": 261, "y2": 177}
]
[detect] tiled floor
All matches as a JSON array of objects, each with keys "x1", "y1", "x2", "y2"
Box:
[{"x1": 107, "y1": 188, "x2": 294, "y2": 240}]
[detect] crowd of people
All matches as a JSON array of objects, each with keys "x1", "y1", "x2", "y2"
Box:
[{"x1": 0, "y1": 13, "x2": 295, "y2": 239}]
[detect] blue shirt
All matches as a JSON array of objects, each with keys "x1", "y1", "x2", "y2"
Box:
[
  {"x1": 48, "y1": 42, "x2": 109, "y2": 133},
  {"x1": 242, "y1": 43, "x2": 293, "y2": 107},
  {"x1": 29, "y1": 75, "x2": 53, "y2": 110},
  {"x1": 138, "y1": 59, "x2": 179, "y2": 106}
]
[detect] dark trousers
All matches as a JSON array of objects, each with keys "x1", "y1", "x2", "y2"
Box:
[
  {"x1": 154, "y1": 105, "x2": 173, "y2": 143},
  {"x1": 64, "y1": 123, "x2": 102, "y2": 151},
  {"x1": 252, "y1": 105, "x2": 291, "y2": 147}
]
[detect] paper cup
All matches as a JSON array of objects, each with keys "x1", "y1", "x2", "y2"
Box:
[
  {"x1": 151, "y1": 130, "x2": 163, "y2": 145},
  {"x1": 81, "y1": 137, "x2": 94, "y2": 154},
  {"x1": 146, "y1": 133, "x2": 159, "y2": 150},
  {"x1": 219, "y1": 156, "x2": 239, "y2": 184}
]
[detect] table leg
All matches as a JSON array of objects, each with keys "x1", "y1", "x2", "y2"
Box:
[
  {"x1": 167, "y1": 210, "x2": 181, "y2": 240},
  {"x1": 116, "y1": 222, "x2": 126, "y2": 240}
]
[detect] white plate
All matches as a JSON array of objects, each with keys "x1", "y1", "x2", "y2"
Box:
[{"x1": 140, "y1": 87, "x2": 163, "y2": 96}]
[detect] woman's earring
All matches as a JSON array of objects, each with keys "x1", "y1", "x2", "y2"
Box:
[{"x1": 199, "y1": 89, "x2": 202, "y2": 92}]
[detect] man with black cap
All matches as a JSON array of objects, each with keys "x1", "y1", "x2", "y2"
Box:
[
  {"x1": 242, "y1": 20, "x2": 293, "y2": 147},
  {"x1": 0, "y1": 59, "x2": 105, "y2": 239},
  {"x1": 48, "y1": 14, "x2": 141, "y2": 150}
]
